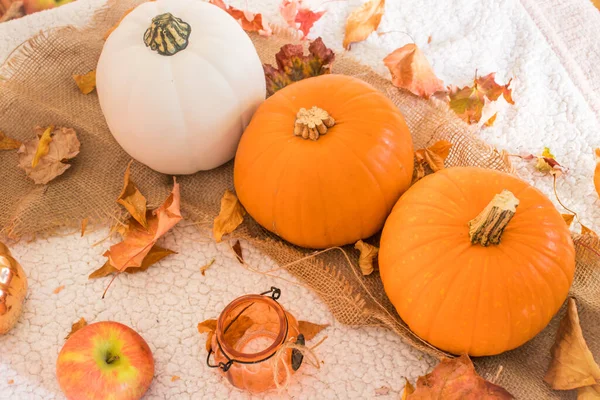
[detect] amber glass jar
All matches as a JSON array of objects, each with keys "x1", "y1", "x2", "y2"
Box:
[{"x1": 207, "y1": 288, "x2": 303, "y2": 393}]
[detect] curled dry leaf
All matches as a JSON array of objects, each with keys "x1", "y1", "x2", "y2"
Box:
[
  {"x1": 354, "y1": 240, "x2": 379, "y2": 276},
  {"x1": 414, "y1": 140, "x2": 452, "y2": 181},
  {"x1": 402, "y1": 379, "x2": 415, "y2": 400},
  {"x1": 298, "y1": 321, "x2": 329, "y2": 340},
  {"x1": 407, "y1": 354, "x2": 514, "y2": 399},
  {"x1": 544, "y1": 298, "x2": 600, "y2": 390},
  {"x1": 594, "y1": 149, "x2": 600, "y2": 199},
  {"x1": 264, "y1": 37, "x2": 335, "y2": 96},
  {"x1": 17, "y1": 126, "x2": 80, "y2": 185},
  {"x1": 0, "y1": 131, "x2": 21, "y2": 150},
  {"x1": 65, "y1": 318, "x2": 87, "y2": 340},
  {"x1": 448, "y1": 72, "x2": 513, "y2": 126},
  {"x1": 210, "y1": 0, "x2": 271, "y2": 36},
  {"x1": 200, "y1": 258, "x2": 216, "y2": 276},
  {"x1": 117, "y1": 161, "x2": 148, "y2": 229},
  {"x1": 578, "y1": 385, "x2": 600, "y2": 400},
  {"x1": 383, "y1": 43, "x2": 444, "y2": 98},
  {"x1": 89, "y1": 245, "x2": 176, "y2": 279},
  {"x1": 213, "y1": 190, "x2": 246, "y2": 242},
  {"x1": 232, "y1": 240, "x2": 244, "y2": 263},
  {"x1": 343, "y1": 0, "x2": 385, "y2": 50},
  {"x1": 53, "y1": 285, "x2": 65, "y2": 294},
  {"x1": 73, "y1": 70, "x2": 96, "y2": 95}
]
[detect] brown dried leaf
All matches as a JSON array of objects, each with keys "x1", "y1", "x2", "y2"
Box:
[
  {"x1": 89, "y1": 245, "x2": 176, "y2": 279},
  {"x1": 17, "y1": 126, "x2": 80, "y2": 185},
  {"x1": 383, "y1": 43, "x2": 444, "y2": 98},
  {"x1": 0, "y1": 131, "x2": 21, "y2": 150},
  {"x1": 414, "y1": 140, "x2": 453, "y2": 181},
  {"x1": 544, "y1": 298, "x2": 600, "y2": 390},
  {"x1": 562, "y1": 214, "x2": 575, "y2": 227},
  {"x1": 73, "y1": 70, "x2": 96, "y2": 94},
  {"x1": 354, "y1": 240, "x2": 378, "y2": 276},
  {"x1": 298, "y1": 321, "x2": 329, "y2": 341},
  {"x1": 264, "y1": 37, "x2": 335, "y2": 96},
  {"x1": 578, "y1": 385, "x2": 600, "y2": 399},
  {"x1": 200, "y1": 258, "x2": 216, "y2": 276},
  {"x1": 197, "y1": 319, "x2": 217, "y2": 352},
  {"x1": 232, "y1": 240, "x2": 244, "y2": 263},
  {"x1": 65, "y1": 318, "x2": 87, "y2": 340},
  {"x1": 407, "y1": 354, "x2": 514, "y2": 399},
  {"x1": 402, "y1": 379, "x2": 415, "y2": 400},
  {"x1": 213, "y1": 190, "x2": 246, "y2": 242},
  {"x1": 53, "y1": 285, "x2": 65, "y2": 294},
  {"x1": 171, "y1": 376, "x2": 180, "y2": 382},
  {"x1": 343, "y1": 0, "x2": 385, "y2": 50},
  {"x1": 594, "y1": 149, "x2": 600, "y2": 200},
  {"x1": 117, "y1": 161, "x2": 148, "y2": 229}
]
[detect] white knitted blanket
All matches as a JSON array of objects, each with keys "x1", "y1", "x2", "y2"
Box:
[{"x1": 1, "y1": 0, "x2": 599, "y2": 399}]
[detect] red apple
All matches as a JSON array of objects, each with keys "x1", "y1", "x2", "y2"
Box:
[
  {"x1": 22, "y1": 0, "x2": 75, "y2": 15},
  {"x1": 56, "y1": 321, "x2": 154, "y2": 400}
]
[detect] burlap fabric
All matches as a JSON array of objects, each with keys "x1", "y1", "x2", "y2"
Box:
[{"x1": 0, "y1": 1, "x2": 598, "y2": 398}]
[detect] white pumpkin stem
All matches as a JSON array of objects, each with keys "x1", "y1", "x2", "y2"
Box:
[
  {"x1": 144, "y1": 13, "x2": 191, "y2": 56},
  {"x1": 468, "y1": 190, "x2": 519, "y2": 246},
  {"x1": 294, "y1": 107, "x2": 335, "y2": 141}
]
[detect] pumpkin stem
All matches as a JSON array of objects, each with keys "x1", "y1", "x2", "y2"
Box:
[
  {"x1": 294, "y1": 106, "x2": 335, "y2": 141},
  {"x1": 468, "y1": 190, "x2": 519, "y2": 246},
  {"x1": 144, "y1": 13, "x2": 191, "y2": 56}
]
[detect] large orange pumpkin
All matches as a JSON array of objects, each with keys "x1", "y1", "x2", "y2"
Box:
[
  {"x1": 379, "y1": 167, "x2": 575, "y2": 356},
  {"x1": 234, "y1": 74, "x2": 414, "y2": 248}
]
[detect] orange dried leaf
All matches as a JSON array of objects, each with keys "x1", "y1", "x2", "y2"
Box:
[
  {"x1": 7, "y1": 379, "x2": 14, "y2": 385},
  {"x1": 210, "y1": 0, "x2": 271, "y2": 36},
  {"x1": 414, "y1": 140, "x2": 452, "y2": 180},
  {"x1": 171, "y1": 376, "x2": 180, "y2": 382},
  {"x1": 402, "y1": 379, "x2": 415, "y2": 400},
  {"x1": 89, "y1": 245, "x2": 176, "y2": 279},
  {"x1": 383, "y1": 43, "x2": 444, "y2": 98},
  {"x1": 117, "y1": 161, "x2": 148, "y2": 229},
  {"x1": 197, "y1": 319, "x2": 217, "y2": 334},
  {"x1": 264, "y1": 37, "x2": 335, "y2": 96},
  {"x1": 200, "y1": 258, "x2": 216, "y2": 276},
  {"x1": 581, "y1": 224, "x2": 598, "y2": 237},
  {"x1": 213, "y1": 190, "x2": 246, "y2": 242},
  {"x1": 53, "y1": 285, "x2": 65, "y2": 294},
  {"x1": 354, "y1": 240, "x2": 379, "y2": 276},
  {"x1": 17, "y1": 126, "x2": 80, "y2": 185},
  {"x1": 81, "y1": 218, "x2": 89, "y2": 237},
  {"x1": 562, "y1": 214, "x2": 575, "y2": 227},
  {"x1": 594, "y1": 149, "x2": 600, "y2": 199},
  {"x1": 343, "y1": 0, "x2": 385, "y2": 50},
  {"x1": 73, "y1": 70, "x2": 96, "y2": 95},
  {"x1": 408, "y1": 354, "x2": 514, "y2": 399},
  {"x1": 544, "y1": 298, "x2": 600, "y2": 390},
  {"x1": 298, "y1": 321, "x2": 329, "y2": 341},
  {"x1": 65, "y1": 317, "x2": 87, "y2": 340},
  {"x1": 232, "y1": 240, "x2": 244, "y2": 263},
  {"x1": 0, "y1": 131, "x2": 21, "y2": 150},
  {"x1": 578, "y1": 385, "x2": 600, "y2": 399}
]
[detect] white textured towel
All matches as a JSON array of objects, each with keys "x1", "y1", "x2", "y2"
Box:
[{"x1": 1, "y1": 0, "x2": 599, "y2": 399}]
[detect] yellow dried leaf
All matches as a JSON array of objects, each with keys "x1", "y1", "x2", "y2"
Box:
[
  {"x1": 542, "y1": 147, "x2": 555, "y2": 159},
  {"x1": 200, "y1": 258, "x2": 216, "y2": 276},
  {"x1": 53, "y1": 285, "x2": 65, "y2": 294},
  {"x1": 578, "y1": 385, "x2": 600, "y2": 400},
  {"x1": 73, "y1": 70, "x2": 96, "y2": 95},
  {"x1": 213, "y1": 190, "x2": 246, "y2": 242},
  {"x1": 402, "y1": 379, "x2": 415, "y2": 400},
  {"x1": 594, "y1": 149, "x2": 600, "y2": 200},
  {"x1": 0, "y1": 131, "x2": 21, "y2": 150},
  {"x1": 81, "y1": 218, "x2": 88, "y2": 237},
  {"x1": 544, "y1": 298, "x2": 600, "y2": 390},
  {"x1": 343, "y1": 0, "x2": 385, "y2": 50},
  {"x1": 535, "y1": 157, "x2": 553, "y2": 173},
  {"x1": 65, "y1": 318, "x2": 87, "y2": 340},
  {"x1": 117, "y1": 161, "x2": 148, "y2": 229},
  {"x1": 171, "y1": 376, "x2": 180, "y2": 382},
  {"x1": 354, "y1": 240, "x2": 379, "y2": 275},
  {"x1": 298, "y1": 321, "x2": 329, "y2": 341},
  {"x1": 562, "y1": 214, "x2": 575, "y2": 227},
  {"x1": 31, "y1": 125, "x2": 53, "y2": 168}
]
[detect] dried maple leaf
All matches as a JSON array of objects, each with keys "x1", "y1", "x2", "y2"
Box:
[
  {"x1": 414, "y1": 140, "x2": 452, "y2": 181},
  {"x1": 17, "y1": 126, "x2": 80, "y2": 185},
  {"x1": 171, "y1": 376, "x2": 180, "y2": 382},
  {"x1": 53, "y1": 285, "x2": 65, "y2": 294},
  {"x1": 408, "y1": 354, "x2": 514, "y2": 399},
  {"x1": 73, "y1": 70, "x2": 96, "y2": 95},
  {"x1": 594, "y1": 149, "x2": 600, "y2": 199},
  {"x1": 213, "y1": 190, "x2": 246, "y2": 242},
  {"x1": 117, "y1": 161, "x2": 148, "y2": 229},
  {"x1": 354, "y1": 240, "x2": 379, "y2": 276},
  {"x1": 104, "y1": 179, "x2": 182, "y2": 272},
  {"x1": 89, "y1": 245, "x2": 176, "y2": 279},
  {"x1": 578, "y1": 385, "x2": 600, "y2": 399},
  {"x1": 383, "y1": 43, "x2": 444, "y2": 98},
  {"x1": 544, "y1": 298, "x2": 600, "y2": 390},
  {"x1": 232, "y1": 240, "x2": 244, "y2": 263},
  {"x1": 81, "y1": 218, "x2": 89, "y2": 237},
  {"x1": 296, "y1": 8, "x2": 326, "y2": 39},
  {"x1": 448, "y1": 72, "x2": 513, "y2": 126},
  {"x1": 65, "y1": 318, "x2": 87, "y2": 340},
  {"x1": 402, "y1": 379, "x2": 415, "y2": 400},
  {"x1": 200, "y1": 258, "x2": 216, "y2": 276},
  {"x1": 210, "y1": 0, "x2": 271, "y2": 36},
  {"x1": 264, "y1": 37, "x2": 335, "y2": 96},
  {"x1": 0, "y1": 131, "x2": 21, "y2": 150},
  {"x1": 563, "y1": 214, "x2": 575, "y2": 227},
  {"x1": 298, "y1": 321, "x2": 329, "y2": 340},
  {"x1": 343, "y1": 0, "x2": 385, "y2": 50}
]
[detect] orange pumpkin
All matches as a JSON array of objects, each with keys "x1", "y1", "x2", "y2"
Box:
[
  {"x1": 379, "y1": 167, "x2": 575, "y2": 356},
  {"x1": 234, "y1": 74, "x2": 414, "y2": 248}
]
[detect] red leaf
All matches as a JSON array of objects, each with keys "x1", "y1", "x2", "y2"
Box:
[
  {"x1": 210, "y1": 0, "x2": 271, "y2": 36},
  {"x1": 296, "y1": 8, "x2": 326, "y2": 39}
]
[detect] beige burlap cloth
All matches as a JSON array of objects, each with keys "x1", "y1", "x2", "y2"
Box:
[{"x1": 1, "y1": 1, "x2": 598, "y2": 398}]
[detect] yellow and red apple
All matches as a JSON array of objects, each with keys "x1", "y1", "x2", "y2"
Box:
[
  {"x1": 56, "y1": 321, "x2": 154, "y2": 400},
  {"x1": 22, "y1": 0, "x2": 76, "y2": 15}
]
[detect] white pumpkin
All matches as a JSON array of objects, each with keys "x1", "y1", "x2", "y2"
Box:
[{"x1": 96, "y1": 0, "x2": 266, "y2": 175}]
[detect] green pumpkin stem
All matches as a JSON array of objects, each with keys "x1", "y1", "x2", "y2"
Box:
[
  {"x1": 144, "y1": 13, "x2": 191, "y2": 56},
  {"x1": 469, "y1": 190, "x2": 519, "y2": 246}
]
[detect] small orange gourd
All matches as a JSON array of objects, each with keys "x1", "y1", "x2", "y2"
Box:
[
  {"x1": 379, "y1": 167, "x2": 575, "y2": 356},
  {"x1": 234, "y1": 74, "x2": 414, "y2": 249}
]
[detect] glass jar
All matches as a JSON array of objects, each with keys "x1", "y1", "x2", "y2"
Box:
[{"x1": 207, "y1": 287, "x2": 304, "y2": 393}]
